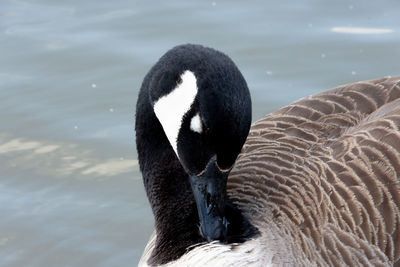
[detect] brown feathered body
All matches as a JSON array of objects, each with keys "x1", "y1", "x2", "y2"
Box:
[{"x1": 228, "y1": 76, "x2": 400, "y2": 266}]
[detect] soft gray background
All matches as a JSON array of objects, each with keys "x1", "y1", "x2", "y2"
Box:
[{"x1": 1, "y1": 0, "x2": 399, "y2": 266}]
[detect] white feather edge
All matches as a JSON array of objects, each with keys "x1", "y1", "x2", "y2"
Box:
[
  {"x1": 138, "y1": 230, "x2": 278, "y2": 267},
  {"x1": 138, "y1": 231, "x2": 157, "y2": 267}
]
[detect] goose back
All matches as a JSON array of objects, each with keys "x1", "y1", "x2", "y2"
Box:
[{"x1": 228, "y1": 76, "x2": 400, "y2": 266}]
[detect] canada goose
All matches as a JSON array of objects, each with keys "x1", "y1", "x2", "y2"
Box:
[{"x1": 136, "y1": 44, "x2": 400, "y2": 266}]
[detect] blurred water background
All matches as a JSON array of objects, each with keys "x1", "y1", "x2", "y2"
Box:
[{"x1": 0, "y1": 0, "x2": 399, "y2": 266}]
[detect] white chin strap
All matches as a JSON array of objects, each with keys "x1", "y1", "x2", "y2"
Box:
[{"x1": 153, "y1": 70, "x2": 199, "y2": 158}]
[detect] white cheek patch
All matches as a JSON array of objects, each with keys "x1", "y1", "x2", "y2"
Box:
[
  {"x1": 190, "y1": 113, "x2": 202, "y2": 133},
  {"x1": 153, "y1": 70, "x2": 198, "y2": 157}
]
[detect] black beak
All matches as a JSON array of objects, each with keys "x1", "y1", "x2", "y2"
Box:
[{"x1": 189, "y1": 157, "x2": 229, "y2": 242}]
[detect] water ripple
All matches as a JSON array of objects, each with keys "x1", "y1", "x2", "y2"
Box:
[{"x1": 331, "y1": 27, "x2": 394, "y2": 34}]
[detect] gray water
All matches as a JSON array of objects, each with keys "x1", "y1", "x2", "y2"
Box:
[{"x1": 0, "y1": 0, "x2": 399, "y2": 266}]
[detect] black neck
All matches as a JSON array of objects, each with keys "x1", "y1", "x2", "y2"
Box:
[
  {"x1": 135, "y1": 66, "x2": 259, "y2": 265},
  {"x1": 136, "y1": 83, "x2": 203, "y2": 265}
]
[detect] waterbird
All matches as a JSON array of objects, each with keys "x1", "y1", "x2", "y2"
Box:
[{"x1": 136, "y1": 44, "x2": 400, "y2": 266}]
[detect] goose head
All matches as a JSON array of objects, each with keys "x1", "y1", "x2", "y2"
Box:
[{"x1": 139, "y1": 44, "x2": 252, "y2": 242}]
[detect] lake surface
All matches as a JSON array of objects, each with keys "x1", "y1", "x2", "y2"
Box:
[{"x1": 0, "y1": 0, "x2": 399, "y2": 265}]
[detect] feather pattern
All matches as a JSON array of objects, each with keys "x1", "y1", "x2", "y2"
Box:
[{"x1": 139, "y1": 76, "x2": 400, "y2": 266}]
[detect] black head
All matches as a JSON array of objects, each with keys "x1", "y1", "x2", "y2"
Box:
[{"x1": 146, "y1": 44, "x2": 251, "y2": 241}]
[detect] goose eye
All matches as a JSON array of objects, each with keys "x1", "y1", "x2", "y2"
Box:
[
  {"x1": 176, "y1": 76, "x2": 182, "y2": 85},
  {"x1": 190, "y1": 113, "x2": 203, "y2": 134}
]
